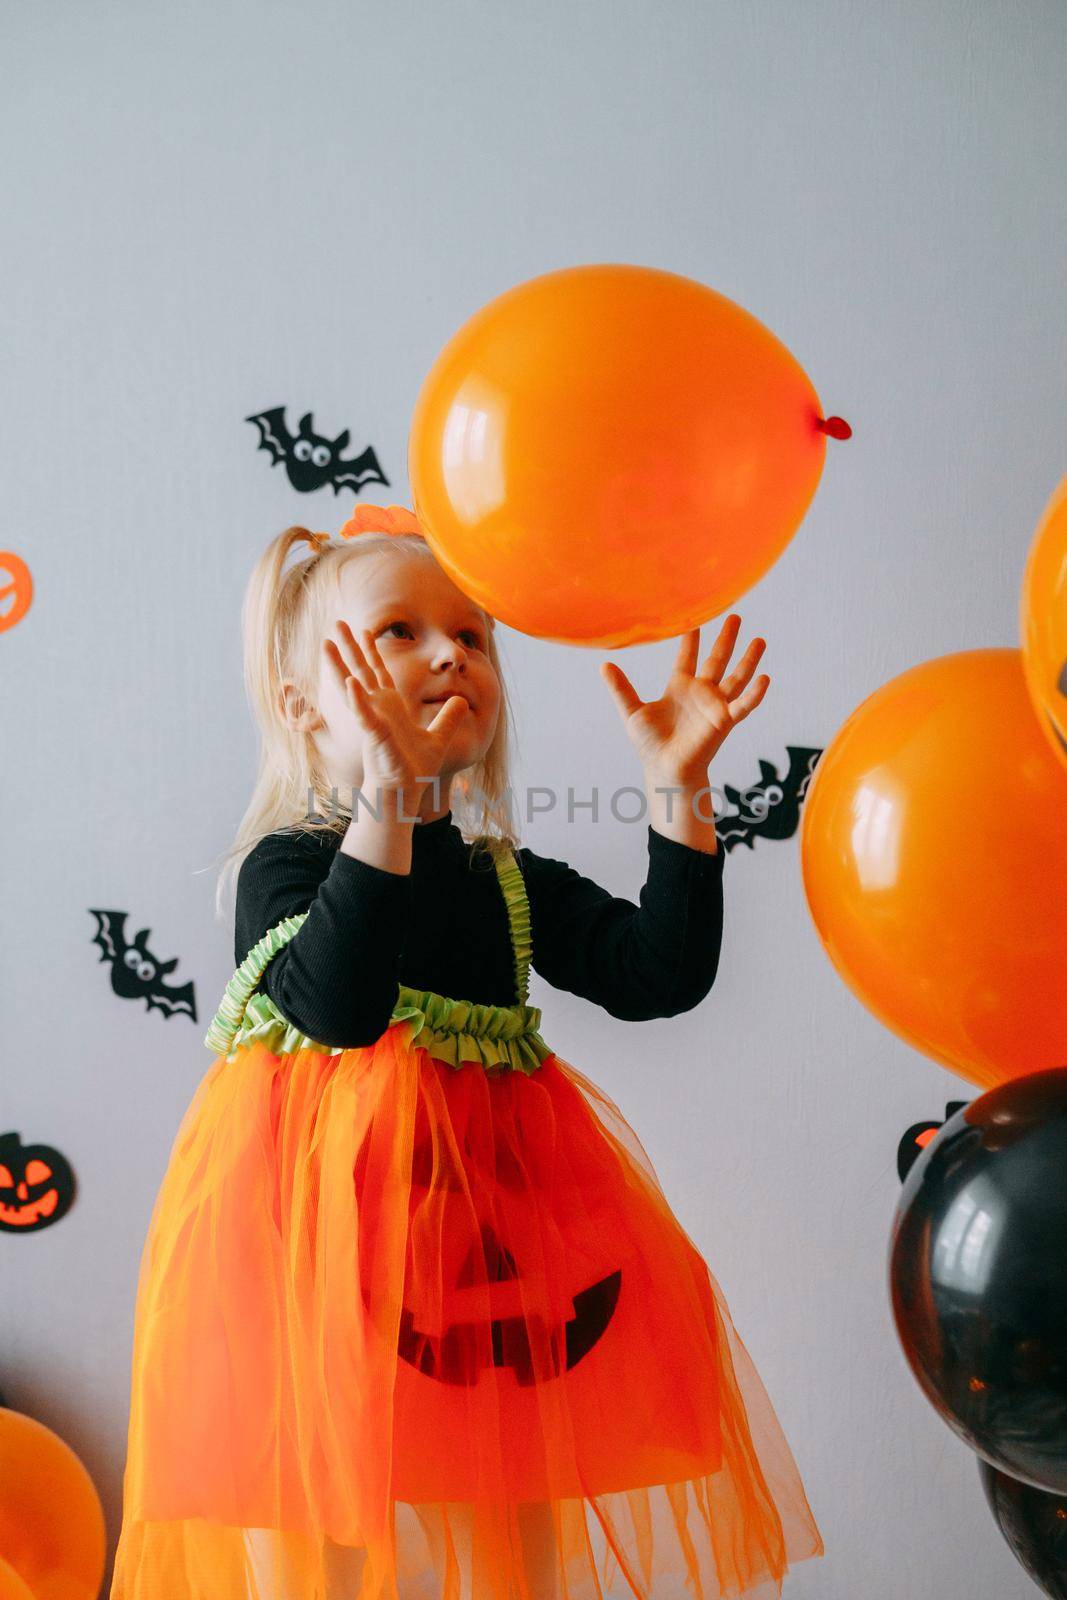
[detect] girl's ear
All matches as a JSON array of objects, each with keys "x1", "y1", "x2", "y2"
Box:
[{"x1": 280, "y1": 681, "x2": 325, "y2": 732}]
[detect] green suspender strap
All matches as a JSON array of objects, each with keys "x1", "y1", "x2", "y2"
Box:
[{"x1": 203, "y1": 845, "x2": 554, "y2": 1077}]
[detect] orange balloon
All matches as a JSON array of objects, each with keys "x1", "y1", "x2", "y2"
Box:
[
  {"x1": 1020, "y1": 475, "x2": 1067, "y2": 772},
  {"x1": 0, "y1": 1558, "x2": 35, "y2": 1600},
  {"x1": 409, "y1": 264, "x2": 847, "y2": 647},
  {"x1": 801, "y1": 649, "x2": 1067, "y2": 1091},
  {"x1": 0, "y1": 1409, "x2": 105, "y2": 1600}
]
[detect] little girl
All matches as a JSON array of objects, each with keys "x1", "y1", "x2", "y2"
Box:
[{"x1": 109, "y1": 504, "x2": 823, "y2": 1600}]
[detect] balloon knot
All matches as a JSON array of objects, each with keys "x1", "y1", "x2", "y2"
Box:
[{"x1": 816, "y1": 416, "x2": 852, "y2": 440}]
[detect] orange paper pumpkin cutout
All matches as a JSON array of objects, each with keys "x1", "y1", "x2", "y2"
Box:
[
  {"x1": 801, "y1": 648, "x2": 1067, "y2": 1091},
  {"x1": 1020, "y1": 476, "x2": 1067, "y2": 772},
  {"x1": 0, "y1": 552, "x2": 33, "y2": 634},
  {"x1": 409, "y1": 263, "x2": 847, "y2": 647}
]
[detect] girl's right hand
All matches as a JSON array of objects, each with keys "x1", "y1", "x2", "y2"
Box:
[{"x1": 322, "y1": 622, "x2": 471, "y2": 799}]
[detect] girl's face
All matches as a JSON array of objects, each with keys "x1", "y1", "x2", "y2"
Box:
[{"x1": 306, "y1": 549, "x2": 502, "y2": 798}]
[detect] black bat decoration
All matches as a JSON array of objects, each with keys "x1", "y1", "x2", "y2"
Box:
[
  {"x1": 246, "y1": 407, "x2": 390, "y2": 496},
  {"x1": 896, "y1": 1101, "x2": 969, "y2": 1184},
  {"x1": 89, "y1": 909, "x2": 197, "y2": 1022},
  {"x1": 715, "y1": 746, "x2": 823, "y2": 852}
]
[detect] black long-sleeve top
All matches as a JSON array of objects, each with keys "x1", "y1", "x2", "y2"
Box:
[{"x1": 233, "y1": 811, "x2": 725, "y2": 1049}]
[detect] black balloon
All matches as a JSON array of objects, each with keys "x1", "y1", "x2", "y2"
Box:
[
  {"x1": 889, "y1": 1067, "x2": 1067, "y2": 1494},
  {"x1": 979, "y1": 1458, "x2": 1067, "y2": 1599}
]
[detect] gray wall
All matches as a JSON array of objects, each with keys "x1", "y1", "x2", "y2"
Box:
[{"x1": 3, "y1": 2, "x2": 1065, "y2": 1594}]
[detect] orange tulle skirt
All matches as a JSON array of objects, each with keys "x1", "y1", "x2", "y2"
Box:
[{"x1": 109, "y1": 1025, "x2": 823, "y2": 1598}]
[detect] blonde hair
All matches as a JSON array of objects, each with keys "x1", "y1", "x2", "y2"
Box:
[{"x1": 209, "y1": 524, "x2": 519, "y2": 924}]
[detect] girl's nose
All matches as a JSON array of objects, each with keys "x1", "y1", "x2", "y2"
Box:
[{"x1": 430, "y1": 637, "x2": 468, "y2": 670}]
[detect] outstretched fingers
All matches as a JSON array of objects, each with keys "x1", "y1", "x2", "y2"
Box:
[
  {"x1": 357, "y1": 627, "x2": 397, "y2": 691},
  {"x1": 718, "y1": 636, "x2": 767, "y2": 700},
  {"x1": 322, "y1": 634, "x2": 372, "y2": 702},
  {"x1": 332, "y1": 622, "x2": 382, "y2": 693},
  {"x1": 342, "y1": 673, "x2": 385, "y2": 731},
  {"x1": 699, "y1": 615, "x2": 742, "y2": 684},
  {"x1": 323, "y1": 637, "x2": 358, "y2": 698},
  {"x1": 727, "y1": 673, "x2": 771, "y2": 724},
  {"x1": 674, "y1": 629, "x2": 701, "y2": 678},
  {"x1": 600, "y1": 661, "x2": 645, "y2": 719}
]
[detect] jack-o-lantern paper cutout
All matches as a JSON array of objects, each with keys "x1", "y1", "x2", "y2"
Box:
[
  {"x1": 1020, "y1": 476, "x2": 1067, "y2": 771},
  {"x1": 0, "y1": 1131, "x2": 75, "y2": 1232},
  {"x1": 0, "y1": 552, "x2": 33, "y2": 634},
  {"x1": 896, "y1": 1101, "x2": 969, "y2": 1183}
]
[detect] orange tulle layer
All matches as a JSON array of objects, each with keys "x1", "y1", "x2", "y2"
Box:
[{"x1": 109, "y1": 1025, "x2": 823, "y2": 1598}]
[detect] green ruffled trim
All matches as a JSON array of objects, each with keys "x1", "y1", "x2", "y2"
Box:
[
  {"x1": 211, "y1": 987, "x2": 335, "y2": 1059},
  {"x1": 203, "y1": 914, "x2": 307, "y2": 1057},
  {"x1": 391, "y1": 984, "x2": 551, "y2": 1076},
  {"x1": 203, "y1": 844, "x2": 550, "y2": 1076},
  {"x1": 491, "y1": 848, "x2": 532, "y2": 1005},
  {"x1": 205, "y1": 983, "x2": 552, "y2": 1077}
]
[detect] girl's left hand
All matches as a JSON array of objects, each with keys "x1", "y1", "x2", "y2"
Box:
[{"x1": 600, "y1": 615, "x2": 769, "y2": 785}]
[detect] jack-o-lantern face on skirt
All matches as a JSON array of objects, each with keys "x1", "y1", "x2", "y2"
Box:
[
  {"x1": 354, "y1": 1101, "x2": 622, "y2": 1389},
  {"x1": 347, "y1": 1065, "x2": 724, "y2": 1505}
]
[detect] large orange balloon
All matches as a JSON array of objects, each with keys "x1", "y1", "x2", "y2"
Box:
[
  {"x1": 1020, "y1": 475, "x2": 1067, "y2": 772},
  {"x1": 801, "y1": 649, "x2": 1067, "y2": 1091},
  {"x1": 0, "y1": 1408, "x2": 106, "y2": 1600},
  {"x1": 0, "y1": 1558, "x2": 35, "y2": 1600},
  {"x1": 409, "y1": 264, "x2": 847, "y2": 647}
]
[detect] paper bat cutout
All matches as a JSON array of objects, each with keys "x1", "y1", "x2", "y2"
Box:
[
  {"x1": 715, "y1": 745, "x2": 823, "y2": 852},
  {"x1": 89, "y1": 909, "x2": 197, "y2": 1021},
  {"x1": 246, "y1": 406, "x2": 389, "y2": 496}
]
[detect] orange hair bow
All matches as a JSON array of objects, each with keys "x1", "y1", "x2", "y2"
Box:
[{"x1": 337, "y1": 503, "x2": 423, "y2": 541}]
